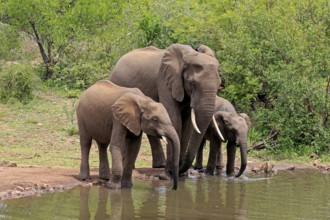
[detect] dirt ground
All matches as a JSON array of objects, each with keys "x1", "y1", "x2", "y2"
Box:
[
  {"x1": 1, "y1": 160, "x2": 329, "y2": 200},
  {"x1": 0, "y1": 162, "x2": 167, "y2": 200}
]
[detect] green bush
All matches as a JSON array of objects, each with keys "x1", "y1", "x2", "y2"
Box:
[
  {"x1": 51, "y1": 60, "x2": 105, "y2": 91},
  {"x1": 138, "y1": 11, "x2": 173, "y2": 48},
  {"x1": 0, "y1": 63, "x2": 38, "y2": 103},
  {"x1": 0, "y1": 23, "x2": 21, "y2": 60}
]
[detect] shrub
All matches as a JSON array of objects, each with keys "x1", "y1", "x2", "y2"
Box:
[
  {"x1": 0, "y1": 23, "x2": 21, "y2": 60},
  {"x1": 51, "y1": 60, "x2": 104, "y2": 91},
  {"x1": 63, "y1": 99, "x2": 78, "y2": 136},
  {"x1": 0, "y1": 63, "x2": 38, "y2": 103}
]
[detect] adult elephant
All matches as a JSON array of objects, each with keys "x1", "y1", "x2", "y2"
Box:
[
  {"x1": 110, "y1": 44, "x2": 221, "y2": 174},
  {"x1": 76, "y1": 80, "x2": 180, "y2": 190},
  {"x1": 194, "y1": 97, "x2": 251, "y2": 177}
]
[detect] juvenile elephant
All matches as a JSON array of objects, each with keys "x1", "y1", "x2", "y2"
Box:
[
  {"x1": 110, "y1": 44, "x2": 221, "y2": 174},
  {"x1": 194, "y1": 97, "x2": 250, "y2": 177},
  {"x1": 76, "y1": 80, "x2": 180, "y2": 190}
]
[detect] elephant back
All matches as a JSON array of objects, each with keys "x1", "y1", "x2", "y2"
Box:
[
  {"x1": 214, "y1": 97, "x2": 236, "y2": 113},
  {"x1": 110, "y1": 47, "x2": 165, "y2": 101}
]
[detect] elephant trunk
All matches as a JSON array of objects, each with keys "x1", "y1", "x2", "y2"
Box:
[
  {"x1": 236, "y1": 141, "x2": 247, "y2": 177},
  {"x1": 179, "y1": 90, "x2": 216, "y2": 174},
  {"x1": 165, "y1": 126, "x2": 180, "y2": 190}
]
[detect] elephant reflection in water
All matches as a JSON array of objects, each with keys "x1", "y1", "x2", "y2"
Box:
[
  {"x1": 139, "y1": 178, "x2": 247, "y2": 219},
  {"x1": 78, "y1": 178, "x2": 246, "y2": 219},
  {"x1": 162, "y1": 178, "x2": 247, "y2": 219},
  {"x1": 78, "y1": 186, "x2": 135, "y2": 219},
  {"x1": 79, "y1": 187, "x2": 91, "y2": 220}
]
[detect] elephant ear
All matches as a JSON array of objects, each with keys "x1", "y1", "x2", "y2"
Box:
[
  {"x1": 239, "y1": 113, "x2": 252, "y2": 129},
  {"x1": 111, "y1": 93, "x2": 144, "y2": 136},
  {"x1": 159, "y1": 44, "x2": 197, "y2": 102},
  {"x1": 195, "y1": 44, "x2": 215, "y2": 57}
]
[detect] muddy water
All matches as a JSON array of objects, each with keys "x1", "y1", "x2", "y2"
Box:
[{"x1": 1, "y1": 169, "x2": 329, "y2": 219}]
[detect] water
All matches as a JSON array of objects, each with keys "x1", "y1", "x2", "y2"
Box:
[{"x1": 1, "y1": 169, "x2": 329, "y2": 219}]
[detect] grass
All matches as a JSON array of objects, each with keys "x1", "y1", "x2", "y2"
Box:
[
  {"x1": 0, "y1": 89, "x2": 83, "y2": 168},
  {"x1": 0, "y1": 86, "x2": 168, "y2": 169}
]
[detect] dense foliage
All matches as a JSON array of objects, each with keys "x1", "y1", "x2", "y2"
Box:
[
  {"x1": 0, "y1": 0, "x2": 329, "y2": 158},
  {"x1": 0, "y1": 63, "x2": 38, "y2": 103}
]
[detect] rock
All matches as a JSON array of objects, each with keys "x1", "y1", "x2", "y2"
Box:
[
  {"x1": 55, "y1": 185, "x2": 65, "y2": 190},
  {"x1": 313, "y1": 160, "x2": 320, "y2": 166},
  {"x1": 310, "y1": 153, "x2": 319, "y2": 159},
  {"x1": 287, "y1": 166, "x2": 296, "y2": 171},
  {"x1": 16, "y1": 186, "x2": 25, "y2": 191},
  {"x1": 251, "y1": 162, "x2": 277, "y2": 174},
  {"x1": 0, "y1": 192, "x2": 7, "y2": 200},
  {"x1": 0, "y1": 161, "x2": 17, "y2": 167},
  {"x1": 189, "y1": 169, "x2": 199, "y2": 175},
  {"x1": 46, "y1": 188, "x2": 55, "y2": 193},
  {"x1": 41, "y1": 183, "x2": 49, "y2": 189}
]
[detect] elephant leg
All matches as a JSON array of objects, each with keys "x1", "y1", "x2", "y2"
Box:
[
  {"x1": 108, "y1": 122, "x2": 126, "y2": 189},
  {"x1": 122, "y1": 134, "x2": 142, "y2": 188},
  {"x1": 97, "y1": 142, "x2": 110, "y2": 180},
  {"x1": 226, "y1": 142, "x2": 237, "y2": 177},
  {"x1": 148, "y1": 135, "x2": 166, "y2": 168},
  {"x1": 216, "y1": 142, "x2": 224, "y2": 172},
  {"x1": 194, "y1": 139, "x2": 206, "y2": 170},
  {"x1": 78, "y1": 121, "x2": 92, "y2": 180},
  {"x1": 180, "y1": 113, "x2": 191, "y2": 165},
  {"x1": 205, "y1": 137, "x2": 220, "y2": 175}
]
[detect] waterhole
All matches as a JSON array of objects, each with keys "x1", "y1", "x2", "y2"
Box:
[{"x1": 1, "y1": 169, "x2": 329, "y2": 219}]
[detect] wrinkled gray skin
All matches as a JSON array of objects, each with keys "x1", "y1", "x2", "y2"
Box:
[
  {"x1": 194, "y1": 97, "x2": 250, "y2": 177},
  {"x1": 110, "y1": 44, "x2": 221, "y2": 175},
  {"x1": 76, "y1": 80, "x2": 180, "y2": 190}
]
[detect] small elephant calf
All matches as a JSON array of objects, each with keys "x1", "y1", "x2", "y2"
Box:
[
  {"x1": 194, "y1": 97, "x2": 251, "y2": 177},
  {"x1": 76, "y1": 80, "x2": 180, "y2": 189}
]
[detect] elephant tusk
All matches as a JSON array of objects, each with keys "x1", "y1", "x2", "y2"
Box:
[
  {"x1": 212, "y1": 115, "x2": 226, "y2": 142},
  {"x1": 191, "y1": 108, "x2": 201, "y2": 134},
  {"x1": 161, "y1": 136, "x2": 168, "y2": 145}
]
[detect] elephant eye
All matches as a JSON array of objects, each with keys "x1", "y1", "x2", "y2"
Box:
[
  {"x1": 152, "y1": 117, "x2": 159, "y2": 123},
  {"x1": 192, "y1": 82, "x2": 196, "y2": 90},
  {"x1": 193, "y1": 64, "x2": 203, "y2": 73}
]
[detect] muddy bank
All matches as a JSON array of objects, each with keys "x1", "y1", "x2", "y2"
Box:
[
  {"x1": 0, "y1": 164, "x2": 166, "y2": 200},
  {"x1": 0, "y1": 161, "x2": 329, "y2": 200}
]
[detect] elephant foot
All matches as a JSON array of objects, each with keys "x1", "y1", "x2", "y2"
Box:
[
  {"x1": 215, "y1": 166, "x2": 224, "y2": 175},
  {"x1": 107, "y1": 181, "x2": 122, "y2": 190},
  {"x1": 205, "y1": 169, "x2": 215, "y2": 176},
  {"x1": 193, "y1": 164, "x2": 203, "y2": 171},
  {"x1": 99, "y1": 168, "x2": 110, "y2": 180},
  {"x1": 107, "y1": 174, "x2": 122, "y2": 189},
  {"x1": 99, "y1": 174, "x2": 110, "y2": 181},
  {"x1": 121, "y1": 181, "x2": 133, "y2": 188},
  {"x1": 99, "y1": 170, "x2": 110, "y2": 180},
  {"x1": 155, "y1": 170, "x2": 171, "y2": 180},
  {"x1": 152, "y1": 160, "x2": 166, "y2": 168},
  {"x1": 226, "y1": 172, "x2": 235, "y2": 177},
  {"x1": 78, "y1": 172, "x2": 91, "y2": 181}
]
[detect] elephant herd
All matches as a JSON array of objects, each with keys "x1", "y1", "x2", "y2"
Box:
[{"x1": 76, "y1": 44, "x2": 251, "y2": 190}]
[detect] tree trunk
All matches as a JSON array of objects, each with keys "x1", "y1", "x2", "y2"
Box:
[
  {"x1": 29, "y1": 20, "x2": 54, "y2": 80},
  {"x1": 44, "y1": 64, "x2": 54, "y2": 80}
]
